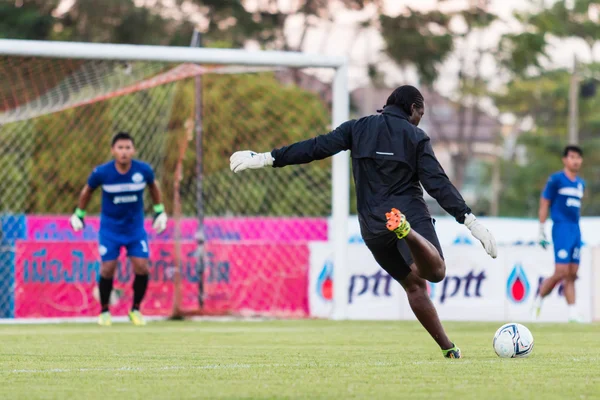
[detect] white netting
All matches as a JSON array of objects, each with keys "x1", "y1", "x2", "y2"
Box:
[{"x1": 0, "y1": 53, "x2": 335, "y2": 319}]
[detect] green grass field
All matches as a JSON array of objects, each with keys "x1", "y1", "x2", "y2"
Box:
[{"x1": 1, "y1": 320, "x2": 599, "y2": 399}]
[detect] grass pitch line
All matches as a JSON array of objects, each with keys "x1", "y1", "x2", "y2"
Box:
[
  {"x1": 5, "y1": 364, "x2": 254, "y2": 374},
  {"x1": 3, "y1": 360, "x2": 508, "y2": 375}
]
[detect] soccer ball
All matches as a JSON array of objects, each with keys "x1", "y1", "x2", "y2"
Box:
[{"x1": 493, "y1": 323, "x2": 534, "y2": 358}]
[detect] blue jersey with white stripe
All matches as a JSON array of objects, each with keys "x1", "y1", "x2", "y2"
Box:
[
  {"x1": 87, "y1": 160, "x2": 155, "y2": 239},
  {"x1": 542, "y1": 171, "x2": 585, "y2": 224}
]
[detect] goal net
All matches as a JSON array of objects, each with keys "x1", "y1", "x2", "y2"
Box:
[{"x1": 0, "y1": 41, "x2": 349, "y2": 320}]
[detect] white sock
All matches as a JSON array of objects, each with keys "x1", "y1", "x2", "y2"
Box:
[
  {"x1": 568, "y1": 304, "x2": 578, "y2": 318},
  {"x1": 533, "y1": 295, "x2": 543, "y2": 309}
]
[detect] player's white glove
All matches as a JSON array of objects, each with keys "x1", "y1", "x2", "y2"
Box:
[
  {"x1": 152, "y1": 204, "x2": 168, "y2": 234},
  {"x1": 464, "y1": 213, "x2": 497, "y2": 259},
  {"x1": 69, "y1": 208, "x2": 85, "y2": 232},
  {"x1": 538, "y1": 223, "x2": 549, "y2": 250},
  {"x1": 230, "y1": 150, "x2": 274, "y2": 173}
]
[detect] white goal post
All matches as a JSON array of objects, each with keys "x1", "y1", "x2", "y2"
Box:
[{"x1": 0, "y1": 39, "x2": 350, "y2": 320}]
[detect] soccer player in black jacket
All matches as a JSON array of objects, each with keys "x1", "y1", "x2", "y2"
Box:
[{"x1": 230, "y1": 85, "x2": 497, "y2": 358}]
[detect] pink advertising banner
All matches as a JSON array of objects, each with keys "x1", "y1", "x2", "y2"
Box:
[
  {"x1": 14, "y1": 240, "x2": 309, "y2": 318},
  {"x1": 26, "y1": 216, "x2": 328, "y2": 242}
]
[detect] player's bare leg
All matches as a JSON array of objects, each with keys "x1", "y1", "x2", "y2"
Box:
[
  {"x1": 532, "y1": 264, "x2": 568, "y2": 320},
  {"x1": 538, "y1": 264, "x2": 568, "y2": 298},
  {"x1": 564, "y1": 264, "x2": 582, "y2": 322},
  {"x1": 98, "y1": 260, "x2": 118, "y2": 326},
  {"x1": 400, "y1": 271, "x2": 460, "y2": 358},
  {"x1": 386, "y1": 208, "x2": 446, "y2": 282},
  {"x1": 128, "y1": 257, "x2": 150, "y2": 325},
  {"x1": 563, "y1": 264, "x2": 578, "y2": 305}
]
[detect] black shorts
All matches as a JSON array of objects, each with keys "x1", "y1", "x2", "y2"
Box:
[{"x1": 363, "y1": 218, "x2": 444, "y2": 282}]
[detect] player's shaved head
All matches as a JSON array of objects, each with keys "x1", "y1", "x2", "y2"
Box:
[{"x1": 112, "y1": 131, "x2": 135, "y2": 147}]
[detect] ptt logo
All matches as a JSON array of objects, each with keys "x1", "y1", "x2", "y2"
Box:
[
  {"x1": 316, "y1": 260, "x2": 333, "y2": 301},
  {"x1": 428, "y1": 270, "x2": 486, "y2": 304},
  {"x1": 348, "y1": 270, "x2": 393, "y2": 304},
  {"x1": 506, "y1": 263, "x2": 531, "y2": 303}
]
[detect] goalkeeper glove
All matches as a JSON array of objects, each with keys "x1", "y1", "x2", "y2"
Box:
[
  {"x1": 69, "y1": 208, "x2": 85, "y2": 232},
  {"x1": 152, "y1": 204, "x2": 168, "y2": 234},
  {"x1": 230, "y1": 150, "x2": 274, "y2": 173},
  {"x1": 538, "y1": 223, "x2": 549, "y2": 250},
  {"x1": 464, "y1": 213, "x2": 497, "y2": 259}
]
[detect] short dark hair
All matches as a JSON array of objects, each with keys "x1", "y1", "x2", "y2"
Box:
[
  {"x1": 111, "y1": 131, "x2": 134, "y2": 146},
  {"x1": 563, "y1": 145, "x2": 583, "y2": 157},
  {"x1": 382, "y1": 85, "x2": 424, "y2": 114}
]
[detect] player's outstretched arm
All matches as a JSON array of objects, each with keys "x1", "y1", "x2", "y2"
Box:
[
  {"x1": 230, "y1": 120, "x2": 354, "y2": 173},
  {"x1": 69, "y1": 184, "x2": 94, "y2": 232},
  {"x1": 149, "y1": 181, "x2": 168, "y2": 234},
  {"x1": 417, "y1": 138, "x2": 497, "y2": 259}
]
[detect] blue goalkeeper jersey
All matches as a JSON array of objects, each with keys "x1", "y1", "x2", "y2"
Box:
[
  {"x1": 87, "y1": 160, "x2": 155, "y2": 239},
  {"x1": 542, "y1": 171, "x2": 585, "y2": 224}
]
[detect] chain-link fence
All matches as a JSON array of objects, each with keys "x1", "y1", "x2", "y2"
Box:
[{"x1": 0, "y1": 54, "x2": 337, "y2": 319}]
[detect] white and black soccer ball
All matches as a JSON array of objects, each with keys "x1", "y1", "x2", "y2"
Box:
[{"x1": 493, "y1": 323, "x2": 534, "y2": 358}]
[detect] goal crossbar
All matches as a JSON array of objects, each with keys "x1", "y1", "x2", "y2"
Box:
[{"x1": 0, "y1": 39, "x2": 346, "y2": 68}]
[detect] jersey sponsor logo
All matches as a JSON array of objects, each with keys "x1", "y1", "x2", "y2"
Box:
[
  {"x1": 566, "y1": 198, "x2": 581, "y2": 208},
  {"x1": 557, "y1": 249, "x2": 569, "y2": 260},
  {"x1": 102, "y1": 182, "x2": 146, "y2": 193},
  {"x1": 132, "y1": 172, "x2": 144, "y2": 183},
  {"x1": 113, "y1": 195, "x2": 138, "y2": 204},
  {"x1": 558, "y1": 186, "x2": 584, "y2": 198}
]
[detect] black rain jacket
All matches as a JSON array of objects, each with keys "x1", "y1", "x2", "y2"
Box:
[{"x1": 271, "y1": 105, "x2": 471, "y2": 239}]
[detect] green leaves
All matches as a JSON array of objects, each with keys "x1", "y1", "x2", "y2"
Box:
[
  {"x1": 498, "y1": 32, "x2": 549, "y2": 76},
  {"x1": 0, "y1": 2, "x2": 56, "y2": 40},
  {"x1": 500, "y1": 0, "x2": 600, "y2": 76},
  {"x1": 495, "y1": 62, "x2": 600, "y2": 217},
  {"x1": 380, "y1": 10, "x2": 454, "y2": 86},
  {"x1": 0, "y1": 71, "x2": 332, "y2": 217}
]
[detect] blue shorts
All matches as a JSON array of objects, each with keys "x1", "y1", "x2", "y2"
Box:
[
  {"x1": 98, "y1": 232, "x2": 149, "y2": 262},
  {"x1": 552, "y1": 223, "x2": 581, "y2": 265}
]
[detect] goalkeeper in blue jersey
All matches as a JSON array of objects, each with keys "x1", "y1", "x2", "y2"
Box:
[
  {"x1": 69, "y1": 132, "x2": 168, "y2": 326},
  {"x1": 533, "y1": 145, "x2": 584, "y2": 323}
]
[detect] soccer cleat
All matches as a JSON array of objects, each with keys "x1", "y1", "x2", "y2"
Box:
[
  {"x1": 568, "y1": 308, "x2": 584, "y2": 323},
  {"x1": 531, "y1": 305, "x2": 541, "y2": 321},
  {"x1": 385, "y1": 208, "x2": 411, "y2": 239},
  {"x1": 128, "y1": 310, "x2": 147, "y2": 326},
  {"x1": 442, "y1": 343, "x2": 462, "y2": 359},
  {"x1": 98, "y1": 311, "x2": 112, "y2": 326}
]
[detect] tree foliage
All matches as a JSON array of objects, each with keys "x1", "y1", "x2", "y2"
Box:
[
  {"x1": 494, "y1": 64, "x2": 600, "y2": 217},
  {"x1": 0, "y1": 72, "x2": 332, "y2": 217},
  {"x1": 0, "y1": 0, "x2": 381, "y2": 49},
  {"x1": 499, "y1": 0, "x2": 600, "y2": 74},
  {"x1": 380, "y1": 5, "x2": 500, "y2": 191},
  {"x1": 0, "y1": 1, "x2": 58, "y2": 40}
]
